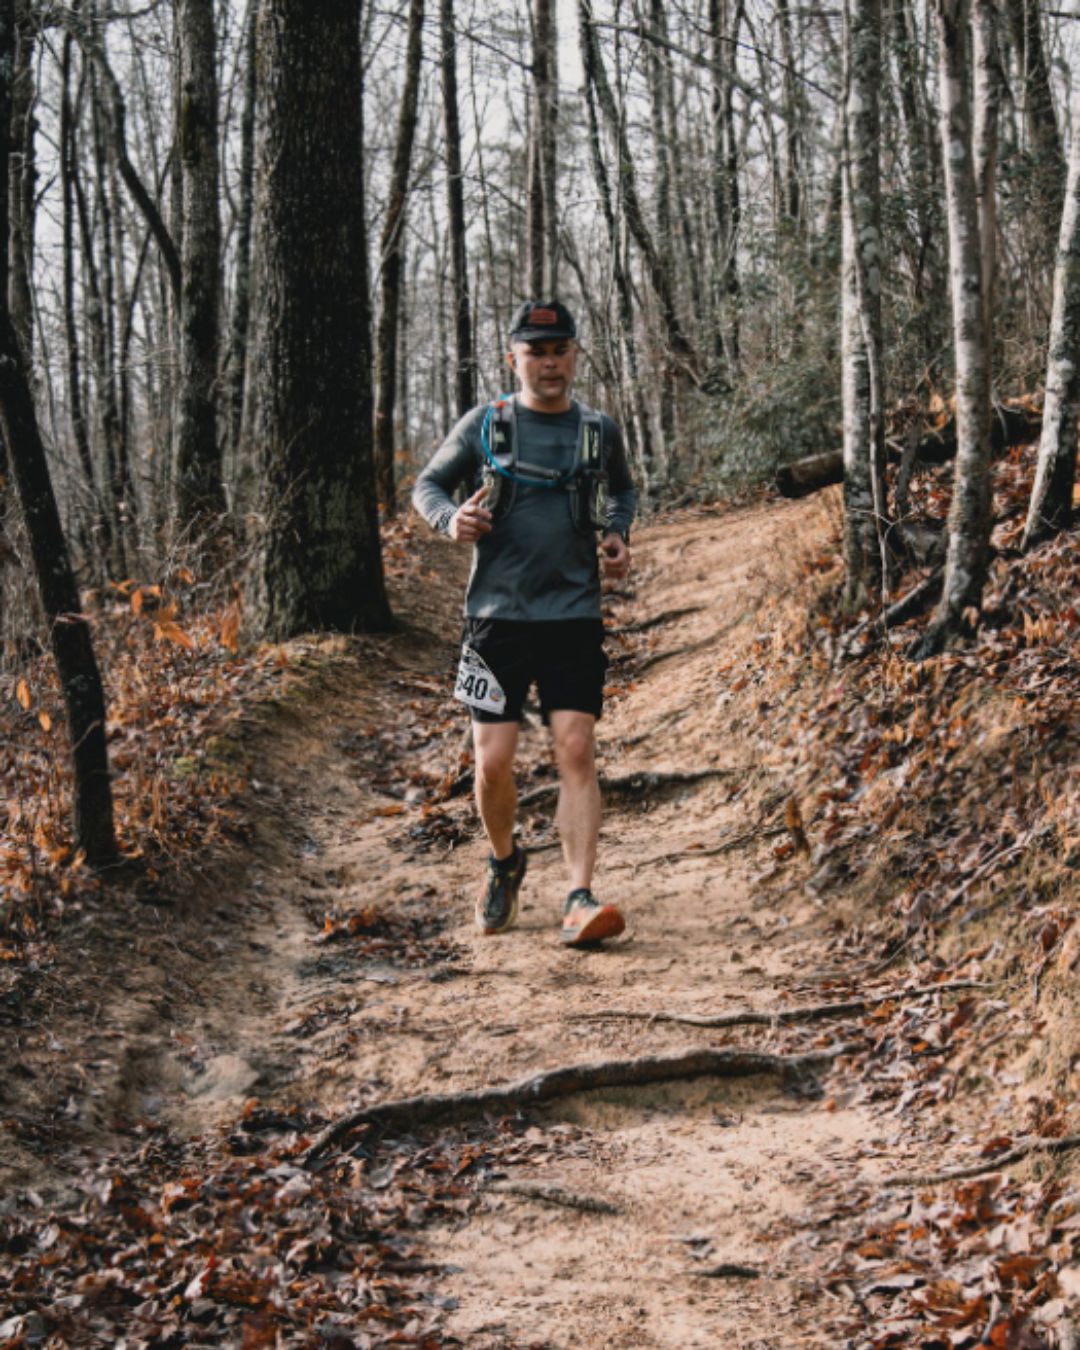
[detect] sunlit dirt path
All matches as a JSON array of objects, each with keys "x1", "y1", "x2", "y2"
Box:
[{"x1": 239, "y1": 495, "x2": 882, "y2": 1348}]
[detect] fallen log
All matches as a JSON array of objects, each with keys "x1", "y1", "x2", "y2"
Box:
[
  {"x1": 775, "y1": 404, "x2": 1041, "y2": 499},
  {"x1": 300, "y1": 1043, "x2": 849, "y2": 1168}
]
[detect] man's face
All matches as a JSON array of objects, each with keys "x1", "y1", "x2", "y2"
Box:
[{"x1": 508, "y1": 338, "x2": 577, "y2": 410}]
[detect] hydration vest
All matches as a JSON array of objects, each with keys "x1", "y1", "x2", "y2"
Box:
[{"x1": 479, "y1": 397, "x2": 610, "y2": 534}]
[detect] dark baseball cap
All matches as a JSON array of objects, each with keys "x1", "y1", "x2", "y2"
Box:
[{"x1": 508, "y1": 300, "x2": 577, "y2": 342}]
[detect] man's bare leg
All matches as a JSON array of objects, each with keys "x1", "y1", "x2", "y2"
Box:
[
  {"x1": 549, "y1": 710, "x2": 601, "y2": 890},
  {"x1": 472, "y1": 720, "x2": 520, "y2": 859}
]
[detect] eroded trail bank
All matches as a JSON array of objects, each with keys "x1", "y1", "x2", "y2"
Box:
[{"x1": 3, "y1": 495, "x2": 1076, "y2": 1349}]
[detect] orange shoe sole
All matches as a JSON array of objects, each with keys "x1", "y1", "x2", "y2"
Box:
[{"x1": 561, "y1": 904, "x2": 626, "y2": 946}]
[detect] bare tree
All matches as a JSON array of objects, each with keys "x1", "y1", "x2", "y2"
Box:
[
  {"x1": 373, "y1": 0, "x2": 424, "y2": 517},
  {"x1": 840, "y1": 0, "x2": 887, "y2": 610},
  {"x1": 439, "y1": 0, "x2": 475, "y2": 418},
  {"x1": 0, "y1": 0, "x2": 116, "y2": 865},
  {"x1": 1023, "y1": 71, "x2": 1080, "y2": 549},
  {"x1": 915, "y1": 0, "x2": 993, "y2": 659},
  {"x1": 174, "y1": 0, "x2": 224, "y2": 522}
]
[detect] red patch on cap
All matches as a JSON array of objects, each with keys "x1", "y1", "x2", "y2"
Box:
[{"x1": 528, "y1": 307, "x2": 558, "y2": 325}]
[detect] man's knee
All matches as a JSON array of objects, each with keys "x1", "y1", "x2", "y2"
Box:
[
  {"x1": 474, "y1": 725, "x2": 518, "y2": 786},
  {"x1": 551, "y1": 715, "x2": 596, "y2": 776}
]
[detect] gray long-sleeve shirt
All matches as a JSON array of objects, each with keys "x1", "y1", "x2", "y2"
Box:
[{"x1": 412, "y1": 396, "x2": 637, "y2": 621}]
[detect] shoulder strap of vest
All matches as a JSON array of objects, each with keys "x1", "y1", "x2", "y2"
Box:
[{"x1": 575, "y1": 401, "x2": 604, "y2": 473}]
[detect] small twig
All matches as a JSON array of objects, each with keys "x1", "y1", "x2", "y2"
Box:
[
  {"x1": 694, "y1": 1263, "x2": 762, "y2": 1280},
  {"x1": 487, "y1": 1180, "x2": 621, "y2": 1216},
  {"x1": 569, "y1": 980, "x2": 993, "y2": 1031},
  {"x1": 300, "y1": 1043, "x2": 851, "y2": 1168},
  {"x1": 881, "y1": 1132, "x2": 1080, "y2": 1188},
  {"x1": 635, "y1": 824, "x2": 787, "y2": 869},
  {"x1": 517, "y1": 768, "x2": 734, "y2": 811}
]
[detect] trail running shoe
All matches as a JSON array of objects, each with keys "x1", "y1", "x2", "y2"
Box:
[
  {"x1": 476, "y1": 843, "x2": 527, "y2": 935},
  {"x1": 560, "y1": 888, "x2": 625, "y2": 946}
]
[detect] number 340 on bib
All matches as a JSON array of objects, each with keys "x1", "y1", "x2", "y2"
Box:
[{"x1": 454, "y1": 645, "x2": 507, "y2": 714}]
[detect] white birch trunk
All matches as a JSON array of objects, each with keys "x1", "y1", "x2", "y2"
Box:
[
  {"x1": 1023, "y1": 68, "x2": 1080, "y2": 548},
  {"x1": 917, "y1": 0, "x2": 993, "y2": 657},
  {"x1": 841, "y1": 0, "x2": 886, "y2": 609}
]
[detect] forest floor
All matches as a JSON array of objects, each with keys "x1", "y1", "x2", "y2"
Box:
[{"x1": 2, "y1": 482, "x2": 1079, "y2": 1348}]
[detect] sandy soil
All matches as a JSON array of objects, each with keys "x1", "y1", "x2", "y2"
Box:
[{"x1": 4, "y1": 493, "x2": 890, "y2": 1346}]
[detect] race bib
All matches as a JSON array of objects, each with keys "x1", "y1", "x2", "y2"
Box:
[{"x1": 454, "y1": 645, "x2": 507, "y2": 713}]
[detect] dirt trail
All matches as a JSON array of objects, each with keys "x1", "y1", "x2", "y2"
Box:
[{"x1": 6, "y1": 494, "x2": 892, "y2": 1346}]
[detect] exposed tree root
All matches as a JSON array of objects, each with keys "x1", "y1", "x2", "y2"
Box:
[
  {"x1": 517, "y1": 768, "x2": 734, "y2": 811},
  {"x1": 633, "y1": 637, "x2": 715, "y2": 675},
  {"x1": 300, "y1": 1044, "x2": 848, "y2": 1168},
  {"x1": 570, "y1": 980, "x2": 992, "y2": 1031},
  {"x1": 611, "y1": 605, "x2": 705, "y2": 635},
  {"x1": 882, "y1": 1133, "x2": 1080, "y2": 1189},
  {"x1": 487, "y1": 1180, "x2": 622, "y2": 1216}
]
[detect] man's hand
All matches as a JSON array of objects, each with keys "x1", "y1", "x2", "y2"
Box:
[
  {"x1": 600, "y1": 531, "x2": 631, "y2": 580},
  {"x1": 449, "y1": 486, "x2": 493, "y2": 542}
]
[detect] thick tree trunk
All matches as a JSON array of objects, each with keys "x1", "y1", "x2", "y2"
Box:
[
  {"x1": 1023, "y1": 75, "x2": 1080, "y2": 549},
  {"x1": 247, "y1": 0, "x2": 391, "y2": 638},
  {"x1": 0, "y1": 0, "x2": 116, "y2": 866},
  {"x1": 373, "y1": 0, "x2": 424, "y2": 518},
  {"x1": 439, "y1": 0, "x2": 475, "y2": 418},
  {"x1": 174, "y1": 0, "x2": 224, "y2": 522},
  {"x1": 841, "y1": 0, "x2": 887, "y2": 610},
  {"x1": 915, "y1": 0, "x2": 993, "y2": 659}
]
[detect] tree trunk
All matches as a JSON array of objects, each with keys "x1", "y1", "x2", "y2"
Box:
[
  {"x1": 60, "y1": 26, "x2": 104, "y2": 552},
  {"x1": 527, "y1": 0, "x2": 559, "y2": 296},
  {"x1": 578, "y1": 0, "x2": 697, "y2": 379},
  {"x1": 227, "y1": 0, "x2": 258, "y2": 470},
  {"x1": 247, "y1": 0, "x2": 391, "y2": 638},
  {"x1": 174, "y1": 0, "x2": 224, "y2": 522},
  {"x1": 578, "y1": 0, "x2": 653, "y2": 489},
  {"x1": 915, "y1": 0, "x2": 993, "y2": 659},
  {"x1": 1003, "y1": 0, "x2": 1065, "y2": 218},
  {"x1": 373, "y1": 0, "x2": 424, "y2": 518},
  {"x1": 8, "y1": 0, "x2": 35, "y2": 356},
  {"x1": 841, "y1": 0, "x2": 887, "y2": 610},
  {"x1": 439, "y1": 0, "x2": 476, "y2": 418},
  {"x1": 972, "y1": 0, "x2": 1003, "y2": 351},
  {"x1": 1023, "y1": 73, "x2": 1080, "y2": 549},
  {"x1": 0, "y1": 0, "x2": 116, "y2": 866},
  {"x1": 709, "y1": 0, "x2": 742, "y2": 373}
]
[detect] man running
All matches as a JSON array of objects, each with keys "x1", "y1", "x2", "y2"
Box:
[{"x1": 412, "y1": 300, "x2": 637, "y2": 946}]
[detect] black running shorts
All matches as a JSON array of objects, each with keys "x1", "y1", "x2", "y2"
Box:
[{"x1": 460, "y1": 618, "x2": 608, "y2": 724}]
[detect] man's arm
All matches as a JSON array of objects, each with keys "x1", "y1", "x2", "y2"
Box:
[
  {"x1": 602, "y1": 414, "x2": 637, "y2": 542},
  {"x1": 411, "y1": 408, "x2": 485, "y2": 536},
  {"x1": 600, "y1": 415, "x2": 636, "y2": 579}
]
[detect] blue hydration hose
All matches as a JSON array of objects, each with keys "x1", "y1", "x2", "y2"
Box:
[{"x1": 480, "y1": 394, "x2": 574, "y2": 488}]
